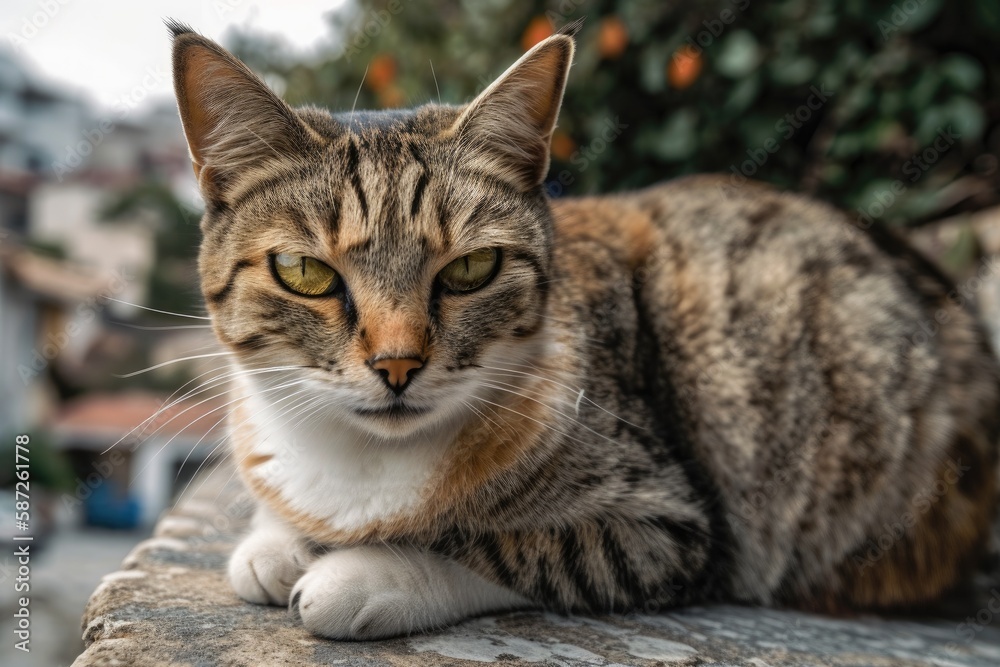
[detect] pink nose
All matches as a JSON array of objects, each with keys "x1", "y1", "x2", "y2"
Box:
[{"x1": 369, "y1": 357, "x2": 424, "y2": 395}]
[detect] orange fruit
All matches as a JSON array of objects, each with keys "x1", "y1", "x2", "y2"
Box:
[
  {"x1": 668, "y1": 45, "x2": 702, "y2": 89},
  {"x1": 522, "y1": 16, "x2": 553, "y2": 51},
  {"x1": 550, "y1": 131, "x2": 576, "y2": 161},
  {"x1": 598, "y1": 16, "x2": 628, "y2": 59},
  {"x1": 366, "y1": 54, "x2": 396, "y2": 91}
]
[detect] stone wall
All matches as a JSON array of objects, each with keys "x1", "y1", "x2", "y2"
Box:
[{"x1": 73, "y1": 461, "x2": 1000, "y2": 667}]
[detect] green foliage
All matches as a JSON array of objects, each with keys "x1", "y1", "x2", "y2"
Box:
[
  {"x1": 229, "y1": 0, "x2": 1000, "y2": 228},
  {"x1": 22, "y1": 238, "x2": 67, "y2": 260}
]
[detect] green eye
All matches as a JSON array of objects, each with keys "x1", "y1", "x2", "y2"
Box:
[
  {"x1": 272, "y1": 253, "x2": 339, "y2": 296},
  {"x1": 438, "y1": 248, "x2": 500, "y2": 292}
]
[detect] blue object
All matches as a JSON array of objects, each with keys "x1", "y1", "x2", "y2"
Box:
[{"x1": 84, "y1": 479, "x2": 141, "y2": 529}]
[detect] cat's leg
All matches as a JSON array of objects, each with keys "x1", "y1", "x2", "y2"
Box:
[
  {"x1": 438, "y1": 518, "x2": 715, "y2": 614},
  {"x1": 289, "y1": 545, "x2": 532, "y2": 639},
  {"x1": 228, "y1": 504, "x2": 312, "y2": 605}
]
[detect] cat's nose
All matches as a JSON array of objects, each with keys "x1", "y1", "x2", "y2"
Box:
[{"x1": 369, "y1": 356, "x2": 424, "y2": 395}]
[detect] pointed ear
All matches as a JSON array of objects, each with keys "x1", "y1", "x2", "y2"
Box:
[
  {"x1": 168, "y1": 21, "x2": 318, "y2": 201},
  {"x1": 452, "y1": 29, "x2": 576, "y2": 192}
]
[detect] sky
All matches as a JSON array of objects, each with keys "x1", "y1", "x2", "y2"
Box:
[{"x1": 1, "y1": 0, "x2": 349, "y2": 111}]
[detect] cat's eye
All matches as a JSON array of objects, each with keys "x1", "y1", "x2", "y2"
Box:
[
  {"x1": 271, "y1": 253, "x2": 340, "y2": 296},
  {"x1": 437, "y1": 248, "x2": 500, "y2": 293}
]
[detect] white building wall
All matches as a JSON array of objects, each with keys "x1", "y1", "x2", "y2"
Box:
[{"x1": 29, "y1": 182, "x2": 154, "y2": 312}]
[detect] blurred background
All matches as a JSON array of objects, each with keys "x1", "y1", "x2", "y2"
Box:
[{"x1": 0, "y1": 0, "x2": 999, "y2": 663}]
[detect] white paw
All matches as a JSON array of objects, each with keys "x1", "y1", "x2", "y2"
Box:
[
  {"x1": 228, "y1": 529, "x2": 310, "y2": 606},
  {"x1": 289, "y1": 546, "x2": 531, "y2": 639},
  {"x1": 289, "y1": 547, "x2": 423, "y2": 639}
]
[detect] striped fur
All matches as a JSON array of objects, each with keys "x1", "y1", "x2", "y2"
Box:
[{"x1": 170, "y1": 21, "x2": 1000, "y2": 639}]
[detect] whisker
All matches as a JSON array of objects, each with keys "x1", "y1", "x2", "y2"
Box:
[
  {"x1": 185, "y1": 386, "x2": 324, "y2": 504},
  {"x1": 429, "y1": 59, "x2": 441, "y2": 103},
  {"x1": 459, "y1": 399, "x2": 514, "y2": 444},
  {"x1": 102, "y1": 297, "x2": 211, "y2": 320},
  {"x1": 468, "y1": 392, "x2": 581, "y2": 448},
  {"x1": 101, "y1": 365, "x2": 299, "y2": 454},
  {"x1": 151, "y1": 363, "x2": 296, "y2": 425},
  {"x1": 481, "y1": 362, "x2": 644, "y2": 429},
  {"x1": 243, "y1": 125, "x2": 282, "y2": 161},
  {"x1": 349, "y1": 63, "x2": 370, "y2": 132},
  {"x1": 477, "y1": 380, "x2": 628, "y2": 450},
  {"x1": 131, "y1": 378, "x2": 312, "y2": 487},
  {"x1": 200, "y1": 390, "x2": 330, "y2": 503},
  {"x1": 114, "y1": 322, "x2": 213, "y2": 331},
  {"x1": 114, "y1": 351, "x2": 234, "y2": 378},
  {"x1": 152, "y1": 364, "x2": 235, "y2": 413},
  {"x1": 173, "y1": 409, "x2": 234, "y2": 484}
]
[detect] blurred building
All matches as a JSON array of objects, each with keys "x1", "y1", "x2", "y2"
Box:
[
  {"x1": 0, "y1": 50, "x2": 87, "y2": 188},
  {"x1": 0, "y1": 47, "x2": 213, "y2": 530},
  {"x1": 53, "y1": 392, "x2": 227, "y2": 526},
  {"x1": 0, "y1": 242, "x2": 107, "y2": 432}
]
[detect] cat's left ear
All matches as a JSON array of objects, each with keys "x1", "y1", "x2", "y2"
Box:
[{"x1": 451, "y1": 21, "x2": 579, "y2": 192}]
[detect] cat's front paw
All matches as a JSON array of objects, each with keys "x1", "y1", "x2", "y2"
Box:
[
  {"x1": 289, "y1": 547, "x2": 423, "y2": 640},
  {"x1": 289, "y1": 546, "x2": 530, "y2": 639},
  {"x1": 228, "y1": 529, "x2": 310, "y2": 606}
]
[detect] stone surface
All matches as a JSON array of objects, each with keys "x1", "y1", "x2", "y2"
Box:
[
  {"x1": 72, "y1": 461, "x2": 1000, "y2": 667},
  {"x1": 0, "y1": 523, "x2": 145, "y2": 667}
]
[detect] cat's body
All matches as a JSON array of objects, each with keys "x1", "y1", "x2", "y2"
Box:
[{"x1": 169, "y1": 21, "x2": 1000, "y2": 639}]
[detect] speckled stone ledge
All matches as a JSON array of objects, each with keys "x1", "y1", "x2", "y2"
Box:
[{"x1": 72, "y1": 462, "x2": 1000, "y2": 667}]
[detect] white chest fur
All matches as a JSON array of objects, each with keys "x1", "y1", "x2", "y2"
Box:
[{"x1": 233, "y1": 374, "x2": 454, "y2": 534}]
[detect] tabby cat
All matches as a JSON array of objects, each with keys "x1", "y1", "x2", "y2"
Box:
[{"x1": 168, "y1": 20, "x2": 1000, "y2": 639}]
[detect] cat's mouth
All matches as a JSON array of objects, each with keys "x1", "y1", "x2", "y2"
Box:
[{"x1": 352, "y1": 403, "x2": 431, "y2": 420}]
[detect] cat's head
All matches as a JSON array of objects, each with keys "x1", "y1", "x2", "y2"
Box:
[{"x1": 169, "y1": 20, "x2": 575, "y2": 438}]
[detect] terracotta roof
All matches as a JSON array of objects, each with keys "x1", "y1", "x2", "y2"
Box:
[
  {"x1": 53, "y1": 391, "x2": 229, "y2": 444},
  {"x1": 0, "y1": 172, "x2": 41, "y2": 195}
]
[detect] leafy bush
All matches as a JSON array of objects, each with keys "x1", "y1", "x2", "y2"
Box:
[{"x1": 228, "y1": 0, "x2": 1000, "y2": 229}]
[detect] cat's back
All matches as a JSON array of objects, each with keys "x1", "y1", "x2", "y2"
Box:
[
  {"x1": 615, "y1": 174, "x2": 998, "y2": 403},
  {"x1": 550, "y1": 174, "x2": 951, "y2": 351},
  {"x1": 555, "y1": 174, "x2": 999, "y2": 476},
  {"x1": 552, "y1": 174, "x2": 989, "y2": 358},
  {"x1": 550, "y1": 175, "x2": 1000, "y2": 608}
]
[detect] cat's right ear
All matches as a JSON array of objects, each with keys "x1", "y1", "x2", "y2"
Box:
[{"x1": 168, "y1": 20, "x2": 319, "y2": 201}]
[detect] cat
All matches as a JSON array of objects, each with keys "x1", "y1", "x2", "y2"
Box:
[{"x1": 168, "y1": 19, "x2": 1000, "y2": 640}]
